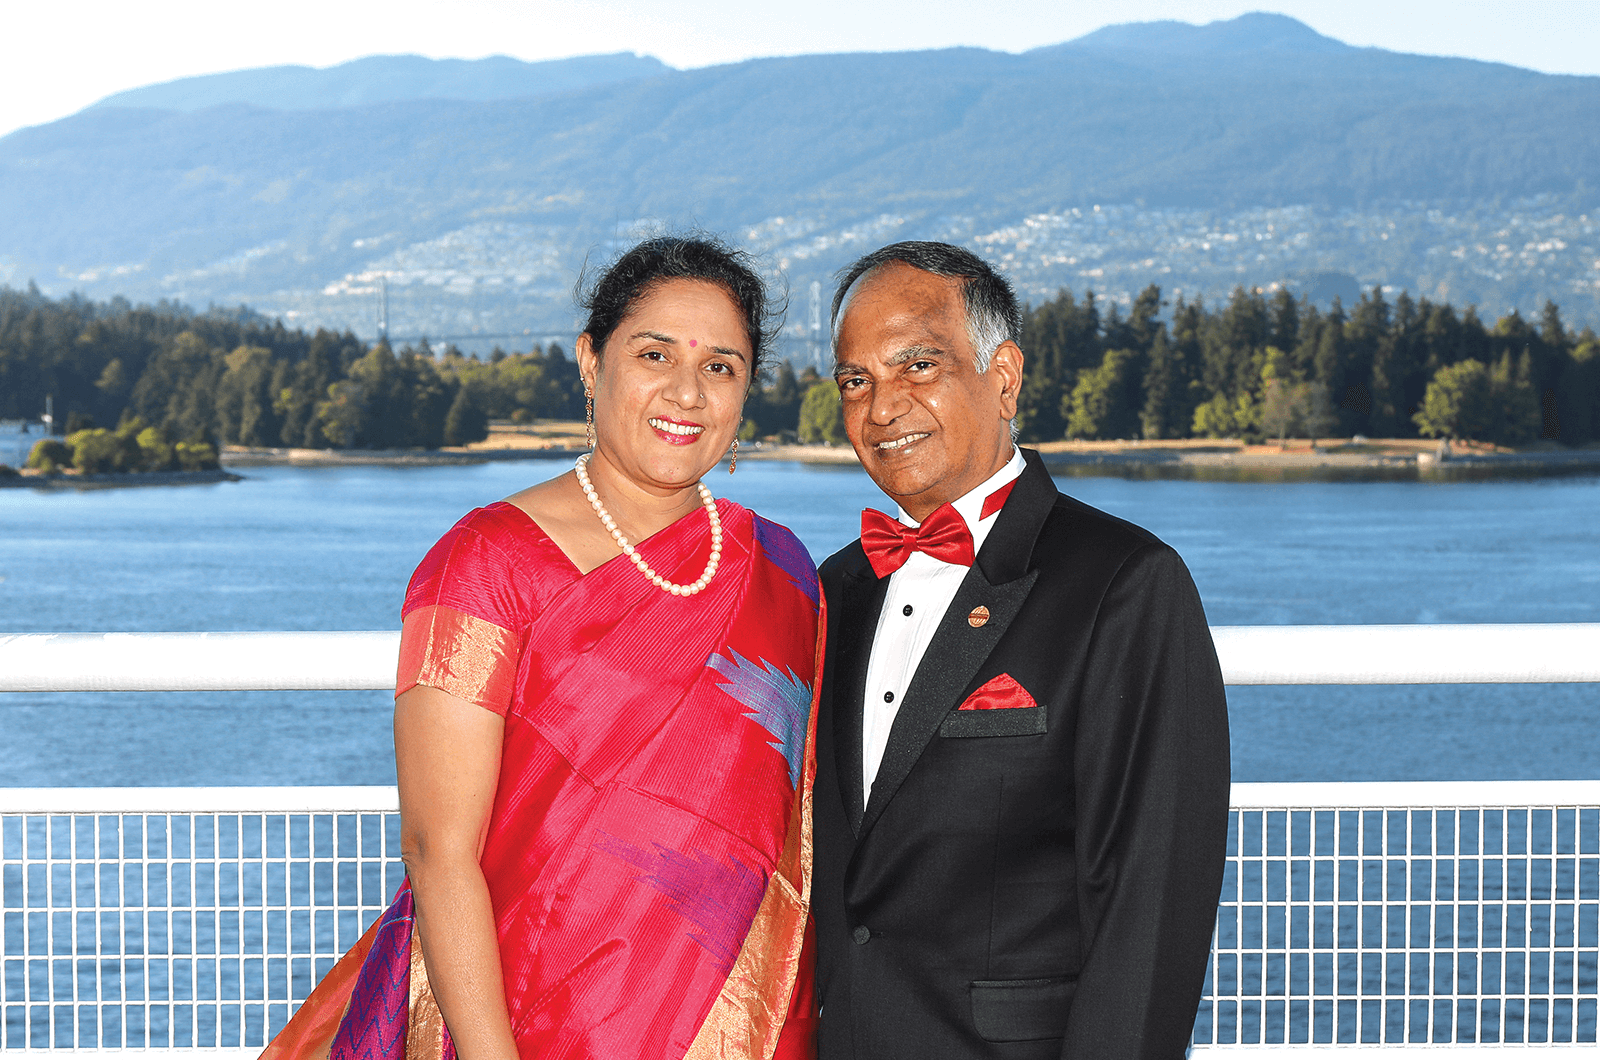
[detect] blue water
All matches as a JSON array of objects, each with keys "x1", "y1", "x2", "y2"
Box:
[{"x1": 2, "y1": 459, "x2": 1597, "y2": 785}]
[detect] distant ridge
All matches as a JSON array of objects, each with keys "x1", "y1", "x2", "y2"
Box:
[
  {"x1": 3, "y1": 13, "x2": 1596, "y2": 336},
  {"x1": 89, "y1": 52, "x2": 671, "y2": 112},
  {"x1": 1050, "y1": 11, "x2": 1350, "y2": 56}
]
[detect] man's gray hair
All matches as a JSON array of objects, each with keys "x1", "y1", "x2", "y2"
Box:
[{"x1": 829, "y1": 241, "x2": 1022, "y2": 373}]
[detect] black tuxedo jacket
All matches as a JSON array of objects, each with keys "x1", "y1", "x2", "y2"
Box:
[{"x1": 814, "y1": 449, "x2": 1230, "y2": 1059}]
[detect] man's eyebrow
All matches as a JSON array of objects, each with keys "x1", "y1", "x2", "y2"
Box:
[
  {"x1": 887, "y1": 344, "x2": 945, "y2": 366},
  {"x1": 832, "y1": 345, "x2": 945, "y2": 378}
]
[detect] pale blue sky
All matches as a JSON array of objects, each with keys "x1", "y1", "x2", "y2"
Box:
[{"x1": 3, "y1": 0, "x2": 1596, "y2": 141}]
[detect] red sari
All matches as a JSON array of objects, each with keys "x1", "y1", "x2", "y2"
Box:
[{"x1": 262, "y1": 499, "x2": 820, "y2": 1060}]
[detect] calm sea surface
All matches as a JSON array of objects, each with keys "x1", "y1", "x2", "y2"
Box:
[{"x1": 2, "y1": 459, "x2": 1597, "y2": 786}]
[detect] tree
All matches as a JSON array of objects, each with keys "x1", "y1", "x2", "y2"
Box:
[
  {"x1": 216, "y1": 345, "x2": 279, "y2": 447},
  {"x1": 1192, "y1": 393, "x2": 1237, "y2": 439},
  {"x1": 317, "y1": 380, "x2": 368, "y2": 448},
  {"x1": 1414, "y1": 359, "x2": 1493, "y2": 441},
  {"x1": 1140, "y1": 331, "x2": 1189, "y2": 440},
  {"x1": 1066, "y1": 348, "x2": 1142, "y2": 440},
  {"x1": 797, "y1": 380, "x2": 847, "y2": 445},
  {"x1": 1555, "y1": 334, "x2": 1599, "y2": 445},
  {"x1": 1488, "y1": 351, "x2": 1540, "y2": 445},
  {"x1": 136, "y1": 425, "x2": 176, "y2": 470},
  {"x1": 26, "y1": 438, "x2": 72, "y2": 473},
  {"x1": 1260, "y1": 379, "x2": 1298, "y2": 448},
  {"x1": 1300, "y1": 381, "x2": 1337, "y2": 449},
  {"x1": 397, "y1": 350, "x2": 453, "y2": 449},
  {"x1": 443, "y1": 384, "x2": 490, "y2": 446},
  {"x1": 748, "y1": 360, "x2": 802, "y2": 436},
  {"x1": 1257, "y1": 347, "x2": 1298, "y2": 447},
  {"x1": 67, "y1": 428, "x2": 120, "y2": 473}
]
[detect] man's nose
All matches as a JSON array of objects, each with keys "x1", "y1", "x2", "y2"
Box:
[{"x1": 868, "y1": 378, "x2": 910, "y2": 425}]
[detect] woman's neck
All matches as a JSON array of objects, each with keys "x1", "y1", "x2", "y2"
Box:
[{"x1": 582, "y1": 450, "x2": 705, "y2": 544}]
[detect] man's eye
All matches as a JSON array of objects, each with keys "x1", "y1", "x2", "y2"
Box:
[
  {"x1": 908, "y1": 360, "x2": 935, "y2": 372},
  {"x1": 837, "y1": 377, "x2": 864, "y2": 390}
]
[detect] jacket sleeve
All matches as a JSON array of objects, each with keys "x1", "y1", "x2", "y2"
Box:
[{"x1": 1061, "y1": 543, "x2": 1230, "y2": 1059}]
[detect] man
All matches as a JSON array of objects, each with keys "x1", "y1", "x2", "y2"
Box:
[{"x1": 813, "y1": 241, "x2": 1229, "y2": 1059}]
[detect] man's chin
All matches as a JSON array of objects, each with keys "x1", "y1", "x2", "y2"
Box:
[{"x1": 859, "y1": 455, "x2": 946, "y2": 510}]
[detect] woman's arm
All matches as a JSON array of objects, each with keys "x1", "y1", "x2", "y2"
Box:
[{"x1": 395, "y1": 685, "x2": 519, "y2": 1060}]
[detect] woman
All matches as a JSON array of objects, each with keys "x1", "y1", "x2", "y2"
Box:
[{"x1": 263, "y1": 237, "x2": 819, "y2": 1060}]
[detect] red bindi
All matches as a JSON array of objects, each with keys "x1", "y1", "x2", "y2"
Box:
[{"x1": 689, "y1": 339, "x2": 697, "y2": 347}]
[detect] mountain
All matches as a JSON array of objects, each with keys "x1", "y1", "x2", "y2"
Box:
[
  {"x1": 2, "y1": 15, "x2": 1597, "y2": 347},
  {"x1": 1051, "y1": 11, "x2": 1349, "y2": 56},
  {"x1": 88, "y1": 52, "x2": 671, "y2": 111}
]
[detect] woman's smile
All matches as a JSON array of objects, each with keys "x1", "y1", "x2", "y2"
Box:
[{"x1": 649, "y1": 416, "x2": 706, "y2": 444}]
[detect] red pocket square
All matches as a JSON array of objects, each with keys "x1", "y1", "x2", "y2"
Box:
[{"x1": 957, "y1": 673, "x2": 1037, "y2": 711}]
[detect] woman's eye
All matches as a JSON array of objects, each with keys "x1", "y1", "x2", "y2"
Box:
[{"x1": 641, "y1": 349, "x2": 666, "y2": 361}]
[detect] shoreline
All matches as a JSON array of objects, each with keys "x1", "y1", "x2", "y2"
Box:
[
  {"x1": 1, "y1": 468, "x2": 243, "y2": 490},
  {"x1": 14, "y1": 437, "x2": 1595, "y2": 486},
  {"x1": 217, "y1": 437, "x2": 1600, "y2": 474}
]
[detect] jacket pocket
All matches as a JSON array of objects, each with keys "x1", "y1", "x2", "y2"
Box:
[
  {"x1": 969, "y1": 976, "x2": 1075, "y2": 1042},
  {"x1": 940, "y1": 703, "x2": 1047, "y2": 738}
]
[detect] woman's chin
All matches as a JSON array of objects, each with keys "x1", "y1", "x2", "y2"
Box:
[{"x1": 621, "y1": 448, "x2": 722, "y2": 492}]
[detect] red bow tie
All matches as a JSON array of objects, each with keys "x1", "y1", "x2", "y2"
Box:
[
  {"x1": 860, "y1": 478, "x2": 1018, "y2": 579},
  {"x1": 860, "y1": 503, "x2": 975, "y2": 578}
]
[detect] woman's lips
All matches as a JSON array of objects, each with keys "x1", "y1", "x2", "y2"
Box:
[{"x1": 649, "y1": 416, "x2": 705, "y2": 445}]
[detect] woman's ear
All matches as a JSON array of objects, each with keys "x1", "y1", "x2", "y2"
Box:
[{"x1": 575, "y1": 333, "x2": 598, "y2": 393}]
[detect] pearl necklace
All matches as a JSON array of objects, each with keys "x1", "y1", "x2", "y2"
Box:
[{"x1": 574, "y1": 454, "x2": 722, "y2": 596}]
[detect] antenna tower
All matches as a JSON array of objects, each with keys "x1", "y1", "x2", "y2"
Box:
[
  {"x1": 377, "y1": 276, "x2": 389, "y2": 344},
  {"x1": 809, "y1": 280, "x2": 823, "y2": 368}
]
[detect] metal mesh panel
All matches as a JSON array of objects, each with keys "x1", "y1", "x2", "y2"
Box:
[
  {"x1": 1, "y1": 809, "x2": 405, "y2": 1050},
  {"x1": 9, "y1": 789, "x2": 1600, "y2": 1052},
  {"x1": 1199, "y1": 805, "x2": 1600, "y2": 1048}
]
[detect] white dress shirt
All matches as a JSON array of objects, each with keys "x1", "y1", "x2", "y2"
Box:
[{"x1": 861, "y1": 446, "x2": 1027, "y2": 798}]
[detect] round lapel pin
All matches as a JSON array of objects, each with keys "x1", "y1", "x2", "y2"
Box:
[{"x1": 968, "y1": 605, "x2": 990, "y2": 628}]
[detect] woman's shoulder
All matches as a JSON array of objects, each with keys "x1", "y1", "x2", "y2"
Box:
[
  {"x1": 453, "y1": 500, "x2": 561, "y2": 556},
  {"x1": 404, "y1": 501, "x2": 577, "y2": 625},
  {"x1": 746, "y1": 511, "x2": 820, "y2": 603}
]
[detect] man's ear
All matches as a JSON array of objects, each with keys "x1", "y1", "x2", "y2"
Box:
[
  {"x1": 990, "y1": 340, "x2": 1024, "y2": 422},
  {"x1": 575, "y1": 333, "x2": 598, "y2": 393}
]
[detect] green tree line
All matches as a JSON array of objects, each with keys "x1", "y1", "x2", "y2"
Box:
[
  {"x1": 0, "y1": 284, "x2": 585, "y2": 462},
  {"x1": 1013, "y1": 284, "x2": 1600, "y2": 446},
  {"x1": 5, "y1": 283, "x2": 1599, "y2": 463}
]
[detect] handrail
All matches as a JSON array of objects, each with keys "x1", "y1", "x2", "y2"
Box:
[
  {"x1": 7, "y1": 779, "x2": 1600, "y2": 814},
  {"x1": 1, "y1": 624, "x2": 1598, "y2": 692}
]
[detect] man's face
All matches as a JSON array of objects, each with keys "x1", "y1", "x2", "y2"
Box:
[{"x1": 833, "y1": 262, "x2": 1022, "y2": 521}]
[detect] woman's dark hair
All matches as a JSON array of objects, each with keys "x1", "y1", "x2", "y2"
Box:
[{"x1": 577, "y1": 235, "x2": 781, "y2": 378}]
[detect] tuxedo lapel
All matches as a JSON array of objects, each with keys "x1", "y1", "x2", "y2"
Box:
[
  {"x1": 857, "y1": 450, "x2": 1059, "y2": 838},
  {"x1": 833, "y1": 550, "x2": 888, "y2": 834}
]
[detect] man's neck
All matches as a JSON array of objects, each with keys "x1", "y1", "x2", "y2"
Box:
[{"x1": 897, "y1": 445, "x2": 1022, "y2": 529}]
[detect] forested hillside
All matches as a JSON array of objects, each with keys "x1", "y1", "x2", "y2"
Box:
[{"x1": 3, "y1": 14, "x2": 1596, "y2": 343}]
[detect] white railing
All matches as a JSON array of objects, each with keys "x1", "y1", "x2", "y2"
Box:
[
  {"x1": 3, "y1": 624, "x2": 1599, "y2": 692},
  {"x1": 3, "y1": 626, "x2": 1599, "y2": 1056}
]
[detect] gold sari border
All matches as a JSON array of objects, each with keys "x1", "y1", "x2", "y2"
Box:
[
  {"x1": 683, "y1": 601, "x2": 824, "y2": 1060},
  {"x1": 397, "y1": 605, "x2": 520, "y2": 715}
]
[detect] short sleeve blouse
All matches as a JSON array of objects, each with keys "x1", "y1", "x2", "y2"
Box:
[{"x1": 395, "y1": 501, "x2": 574, "y2": 715}]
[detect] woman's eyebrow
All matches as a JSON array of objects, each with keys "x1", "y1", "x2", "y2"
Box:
[
  {"x1": 627, "y1": 331, "x2": 746, "y2": 363},
  {"x1": 629, "y1": 329, "x2": 677, "y2": 344}
]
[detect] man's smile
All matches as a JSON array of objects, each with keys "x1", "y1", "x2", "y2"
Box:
[{"x1": 874, "y1": 432, "x2": 930, "y2": 452}]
